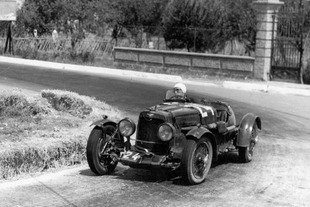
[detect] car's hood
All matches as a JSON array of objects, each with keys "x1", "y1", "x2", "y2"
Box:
[{"x1": 149, "y1": 102, "x2": 200, "y2": 117}]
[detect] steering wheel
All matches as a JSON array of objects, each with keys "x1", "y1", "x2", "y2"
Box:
[{"x1": 164, "y1": 95, "x2": 186, "y2": 103}]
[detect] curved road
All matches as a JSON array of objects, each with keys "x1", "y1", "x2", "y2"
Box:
[{"x1": 0, "y1": 63, "x2": 309, "y2": 206}]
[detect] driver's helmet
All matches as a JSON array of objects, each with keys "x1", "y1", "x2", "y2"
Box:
[
  {"x1": 165, "y1": 83, "x2": 187, "y2": 100},
  {"x1": 174, "y1": 83, "x2": 187, "y2": 94}
]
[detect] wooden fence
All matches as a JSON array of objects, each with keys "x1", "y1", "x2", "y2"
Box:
[{"x1": 0, "y1": 37, "x2": 114, "y2": 57}]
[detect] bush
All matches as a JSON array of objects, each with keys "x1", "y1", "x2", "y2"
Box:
[
  {"x1": 69, "y1": 50, "x2": 95, "y2": 63},
  {"x1": 13, "y1": 42, "x2": 96, "y2": 64},
  {"x1": 14, "y1": 46, "x2": 39, "y2": 60}
]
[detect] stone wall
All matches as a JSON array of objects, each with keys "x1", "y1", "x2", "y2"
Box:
[{"x1": 113, "y1": 47, "x2": 255, "y2": 78}]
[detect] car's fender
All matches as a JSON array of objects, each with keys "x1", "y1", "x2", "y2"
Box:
[
  {"x1": 90, "y1": 116, "x2": 117, "y2": 128},
  {"x1": 186, "y1": 126, "x2": 212, "y2": 139},
  {"x1": 236, "y1": 113, "x2": 261, "y2": 147},
  {"x1": 186, "y1": 126, "x2": 218, "y2": 161}
]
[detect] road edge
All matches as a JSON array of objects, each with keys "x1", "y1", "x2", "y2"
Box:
[
  {"x1": 1, "y1": 56, "x2": 309, "y2": 97},
  {"x1": 0, "y1": 56, "x2": 182, "y2": 83}
]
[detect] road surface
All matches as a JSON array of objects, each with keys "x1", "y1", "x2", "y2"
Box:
[{"x1": 0, "y1": 63, "x2": 309, "y2": 207}]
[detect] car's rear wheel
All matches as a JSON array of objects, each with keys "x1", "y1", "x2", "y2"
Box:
[
  {"x1": 181, "y1": 137, "x2": 213, "y2": 185},
  {"x1": 239, "y1": 123, "x2": 258, "y2": 163},
  {"x1": 86, "y1": 125, "x2": 118, "y2": 175}
]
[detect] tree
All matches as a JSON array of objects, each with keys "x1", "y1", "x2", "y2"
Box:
[
  {"x1": 161, "y1": 0, "x2": 256, "y2": 53},
  {"x1": 15, "y1": 0, "x2": 102, "y2": 37},
  {"x1": 102, "y1": 0, "x2": 169, "y2": 46},
  {"x1": 161, "y1": 0, "x2": 222, "y2": 51},
  {"x1": 15, "y1": 0, "x2": 51, "y2": 36},
  {"x1": 220, "y1": 0, "x2": 257, "y2": 54}
]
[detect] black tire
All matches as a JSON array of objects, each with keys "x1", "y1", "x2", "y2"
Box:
[
  {"x1": 238, "y1": 123, "x2": 258, "y2": 163},
  {"x1": 181, "y1": 137, "x2": 213, "y2": 185},
  {"x1": 86, "y1": 125, "x2": 118, "y2": 175}
]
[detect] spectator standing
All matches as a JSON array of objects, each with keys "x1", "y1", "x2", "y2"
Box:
[{"x1": 52, "y1": 28, "x2": 58, "y2": 43}]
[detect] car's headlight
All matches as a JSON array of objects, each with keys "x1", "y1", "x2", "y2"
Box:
[
  {"x1": 158, "y1": 123, "x2": 175, "y2": 141},
  {"x1": 118, "y1": 118, "x2": 136, "y2": 137}
]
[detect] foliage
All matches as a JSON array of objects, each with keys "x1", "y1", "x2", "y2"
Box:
[
  {"x1": 5, "y1": 36, "x2": 105, "y2": 63},
  {"x1": 102, "y1": 0, "x2": 168, "y2": 47},
  {"x1": 10, "y1": 0, "x2": 310, "y2": 55},
  {"x1": 10, "y1": 0, "x2": 258, "y2": 53},
  {"x1": 16, "y1": 0, "x2": 58, "y2": 36},
  {"x1": 161, "y1": 0, "x2": 256, "y2": 53},
  {"x1": 15, "y1": 0, "x2": 98, "y2": 37}
]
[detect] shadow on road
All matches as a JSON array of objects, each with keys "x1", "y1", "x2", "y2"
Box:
[
  {"x1": 78, "y1": 152, "x2": 243, "y2": 186},
  {"x1": 79, "y1": 168, "x2": 96, "y2": 176},
  {"x1": 214, "y1": 151, "x2": 241, "y2": 166}
]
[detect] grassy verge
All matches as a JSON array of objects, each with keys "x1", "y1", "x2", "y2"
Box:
[{"x1": 0, "y1": 88, "x2": 124, "y2": 179}]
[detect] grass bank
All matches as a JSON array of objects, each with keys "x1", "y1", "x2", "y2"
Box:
[{"x1": 0, "y1": 88, "x2": 124, "y2": 179}]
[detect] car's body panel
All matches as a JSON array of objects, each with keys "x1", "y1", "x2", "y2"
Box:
[
  {"x1": 186, "y1": 126, "x2": 218, "y2": 160},
  {"x1": 186, "y1": 126, "x2": 213, "y2": 139},
  {"x1": 236, "y1": 113, "x2": 261, "y2": 147},
  {"x1": 129, "y1": 101, "x2": 232, "y2": 168},
  {"x1": 91, "y1": 117, "x2": 117, "y2": 128},
  {"x1": 119, "y1": 152, "x2": 176, "y2": 169}
]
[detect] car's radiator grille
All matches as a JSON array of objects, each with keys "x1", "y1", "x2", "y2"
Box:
[{"x1": 136, "y1": 116, "x2": 169, "y2": 155}]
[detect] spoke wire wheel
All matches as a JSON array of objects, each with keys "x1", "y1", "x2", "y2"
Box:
[
  {"x1": 248, "y1": 123, "x2": 258, "y2": 159},
  {"x1": 97, "y1": 132, "x2": 112, "y2": 167},
  {"x1": 192, "y1": 142, "x2": 209, "y2": 180},
  {"x1": 86, "y1": 125, "x2": 118, "y2": 175},
  {"x1": 182, "y1": 137, "x2": 213, "y2": 185}
]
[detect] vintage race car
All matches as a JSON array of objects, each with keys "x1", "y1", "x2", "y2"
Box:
[{"x1": 86, "y1": 90, "x2": 261, "y2": 184}]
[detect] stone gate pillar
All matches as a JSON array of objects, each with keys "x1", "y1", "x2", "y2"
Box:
[{"x1": 253, "y1": 0, "x2": 284, "y2": 80}]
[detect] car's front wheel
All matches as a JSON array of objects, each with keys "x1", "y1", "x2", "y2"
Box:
[
  {"x1": 181, "y1": 137, "x2": 213, "y2": 185},
  {"x1": 86, "y1": 125, "x2": 118, "y2": 175}
]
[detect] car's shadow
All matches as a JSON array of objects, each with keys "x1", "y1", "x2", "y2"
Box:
[
  {"x1": 79, "y1": 165, "x2": 181, "y2": 183},
  {"x1": 213, "y1": 151, "x2": 241, "y2": 166},
  {"x1": 79, "y1": 151, "x2": 243, "y2": 186}
]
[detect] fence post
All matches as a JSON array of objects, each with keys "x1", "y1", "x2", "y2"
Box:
[
  {"x1": 137, "y1": 50, "x2": 140, "y2": 64},
  {"x1": 4, "y1": 21, "x2": 13, "y2": 54},
  {"x1": 253, "y1": 0, "x2": 284, "y2": 80},
  {"x1": 163, "y1": 53, "x2": 166, "y2": 68},
  {"x1": 157, "y1": 36, "x2": 160, "y2": 50},
  {"x1": 194, "y1": 28, "x2": 197, "y2": 52},
  {"x1": 298, "y1": 0, "x2": 304, "y2": 83}
]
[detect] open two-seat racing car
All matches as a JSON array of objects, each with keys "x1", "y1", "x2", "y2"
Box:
[{"x1": 86, "y1": 89, "x2": 261, "y2": 185}]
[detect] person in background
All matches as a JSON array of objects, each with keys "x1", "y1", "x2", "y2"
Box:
[
  {"x1": 33, "y1": 29, "x2": 38, "y2": 38},
  {"x1": 52, "y1": 28, "x2": 58, "y2": 43}
]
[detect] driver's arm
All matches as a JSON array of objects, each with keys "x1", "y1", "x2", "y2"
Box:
[{"x1": 207, "y1": 123, "x2": 217, "y2": 129}]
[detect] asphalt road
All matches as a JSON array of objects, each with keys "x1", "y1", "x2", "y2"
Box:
[{"x1": 0, "y1": 63, "x2": 310, "y2": 207}]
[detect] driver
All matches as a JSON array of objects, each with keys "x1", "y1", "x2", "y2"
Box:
[
  {"x1": 165, "y1": 83, "x2": 193, "y2": 102},
  {"x1": 173, "y1": 82, "x2": 187, "y2": 97}
]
